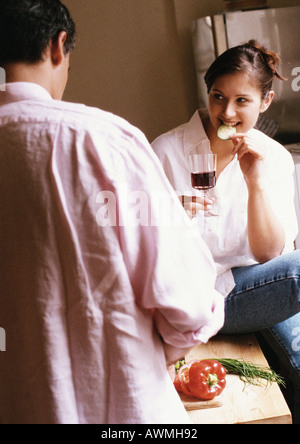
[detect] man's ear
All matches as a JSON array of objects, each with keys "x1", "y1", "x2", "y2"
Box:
[
  {"x1": 260, "y1": 90, "x2": 275, "y2": 113},
  {"x1": 50, "y1": 31, "x2": 67, "y2": 67}
]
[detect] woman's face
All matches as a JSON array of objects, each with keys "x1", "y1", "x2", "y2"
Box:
[{"x1": 208, "y1": 72, "x2": 273, "y2": 134}]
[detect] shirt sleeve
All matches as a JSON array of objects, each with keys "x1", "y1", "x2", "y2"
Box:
[{"x1": 112, "y1": 127, "x2": 224, "y2": 349}]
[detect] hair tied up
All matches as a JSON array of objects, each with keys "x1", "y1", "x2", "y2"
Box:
[
  {"x1": 204, "y1": 39, "x2": 287, "y2": 99},
  {"x1": 247, "y1": 39, "x2": 287, "y2": 81}
]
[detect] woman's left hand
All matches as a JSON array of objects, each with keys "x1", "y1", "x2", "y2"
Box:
[{"x1": 230, "y1": 132, "x2": 267, "y2": 185}]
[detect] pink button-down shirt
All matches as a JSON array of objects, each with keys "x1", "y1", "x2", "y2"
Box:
[{"x1": 0, "y1": 83, "x2": 224, "y2": 424}]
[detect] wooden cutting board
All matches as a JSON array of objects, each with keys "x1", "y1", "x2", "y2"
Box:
[
  {"x1": 184, "y1": 334, "x2": 292, "y2": 424},
  {"x1": 179, "y1": 392, "x2": 223, "y2": 411}
]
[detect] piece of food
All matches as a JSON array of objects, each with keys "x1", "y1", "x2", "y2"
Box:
[
  {"x1": 175, "y1": 359, "x2": 186, "y2": 373},
  {"x1": 174, "y1": 358, "x2": 285, "y2": 394},
  {"x1": 173, "y1": 372, "x2": 183, "y2": 393},
  {"x1": 174, "y1": 359, "x2": 227, "y2": 400},
  {"x1": 217, "y1": 124, "x2": 237, "y2": 140},
  {"x1": 188, "y1": 360, "x2": 227, "y2": 400},
  {"x1": 176, "y1": 359, "x2": 199, "y2": 396},
  {"x1": 215, "y1": 358, "x2": 285, "y2": 387}
]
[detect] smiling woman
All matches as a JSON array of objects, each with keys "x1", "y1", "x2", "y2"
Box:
[
  {"x1": 152, "y1": 40, "x2": 300, "y2": 423},
  {"x1": 205, "y1": 72, "x2": 274, "y2": 145}
]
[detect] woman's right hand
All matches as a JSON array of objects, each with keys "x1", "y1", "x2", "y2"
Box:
[{"x1": 179, "y1": 195, "x2": 214, "y2": 219}]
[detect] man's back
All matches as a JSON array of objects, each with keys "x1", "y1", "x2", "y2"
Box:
[{"x1": 0, "y1": 82, "x2": 224, "y2": 423}]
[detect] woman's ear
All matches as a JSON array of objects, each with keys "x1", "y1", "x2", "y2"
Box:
[{"x1": 260, "y1": 90, "x2": 275, "y2": 113}]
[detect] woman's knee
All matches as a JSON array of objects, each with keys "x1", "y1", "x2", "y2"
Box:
[{"x1": 274, "y1": 250, "x2": 300, "y2": 278}]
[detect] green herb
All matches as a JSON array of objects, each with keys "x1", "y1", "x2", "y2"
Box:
[
  {"x1": 215, "y1": 358, "x2": 285, "y2": 388},
  {"x1": 175, "y1": 359, "x2": 186, "y2": 373}
]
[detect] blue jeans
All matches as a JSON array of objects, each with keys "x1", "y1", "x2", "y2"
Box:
[{"x1": 220, "y1": 250, "x2": 300, "y2": 424}]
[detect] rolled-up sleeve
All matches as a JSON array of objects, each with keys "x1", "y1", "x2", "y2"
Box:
[
  {"x1": 154, "y1": 290, "x2": 225, "y2": 348},
  {"x1": 114, "y1": 129, "x2": 224, "y2": 350}
]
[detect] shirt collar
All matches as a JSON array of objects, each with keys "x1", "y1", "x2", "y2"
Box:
[
  {"x1": 0, "y1": 82, "x2": 53, "y2": 105},
  {"x1": 183, "y1": 109, "x2": 212, "y2": 156}
]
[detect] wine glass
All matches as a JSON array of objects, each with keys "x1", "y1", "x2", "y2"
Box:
[{"x1": 188, "y1": 153, "x2": 217, "y2": 217}]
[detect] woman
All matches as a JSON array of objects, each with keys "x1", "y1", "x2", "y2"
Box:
[{"x1": 152, "y1": 40, "x2": 300, "y2": 423}]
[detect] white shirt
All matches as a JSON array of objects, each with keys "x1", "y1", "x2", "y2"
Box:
[
  {"x1": 0, "y1": 84, "x2": 224, "y2": 424},
  {"x1": 152, "y1": 110, "x2": 298, "y2": 297}
]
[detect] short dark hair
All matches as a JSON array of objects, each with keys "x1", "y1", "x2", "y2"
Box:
[
  {"x1": 204, "y1": 40, "x2": 286, "y2": 100},
  {"x1": 0, "y1": 0, "x2": 76, "y2": 65}
]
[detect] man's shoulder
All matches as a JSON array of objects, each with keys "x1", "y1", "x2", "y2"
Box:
[{"x1": 56, "y1": 100, "x2": 138, "y2": 136}]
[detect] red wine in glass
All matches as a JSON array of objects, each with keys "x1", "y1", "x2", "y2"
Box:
[
  {"x1": 191, "y1": 171, "x2": 216, "y2": 190},
  {"x1": 189, "y1": 153, "x2": 217, "y2": 217}
]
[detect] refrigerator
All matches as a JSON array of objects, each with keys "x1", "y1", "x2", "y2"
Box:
[{"x1": 192, "y1": 5, "x2": 300, "y2": 248}]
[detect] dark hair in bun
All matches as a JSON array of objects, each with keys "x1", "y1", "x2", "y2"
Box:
[{"x1": 204, "y1": 40, "x2": 286, "y2": 100}]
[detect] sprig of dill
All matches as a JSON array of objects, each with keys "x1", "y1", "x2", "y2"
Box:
[{"x1": 215, "y1": 358, "x2": 285, "y2": 388}]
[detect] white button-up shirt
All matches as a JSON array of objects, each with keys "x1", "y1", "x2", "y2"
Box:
[
  {"x1": 152, "y1": 110, "x2": 298, "y2": 297},
  {"x1": 0, "y1": 85, "x2": 224, "y2": 424}
]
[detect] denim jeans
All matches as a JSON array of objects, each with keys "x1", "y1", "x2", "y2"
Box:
[{"x1": 220, "y1": 250, "x2": 300, "y2": 423}]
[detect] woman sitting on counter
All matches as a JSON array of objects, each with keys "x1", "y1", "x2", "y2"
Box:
[{"x1": 152, "y1": 40, "x2": 300, "y2": 424}]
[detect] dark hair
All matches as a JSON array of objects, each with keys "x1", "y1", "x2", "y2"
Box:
[
  {"x1": 0, "y1": 0, "x2": 76, "y2": 65},
  {"x1": 204, "y1": 40, "x2": 286, "y2": 99}
]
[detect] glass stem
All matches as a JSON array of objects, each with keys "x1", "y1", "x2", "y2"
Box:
[{"x1": 203, "y1": 190, "x2": 209, "y2": 216}]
